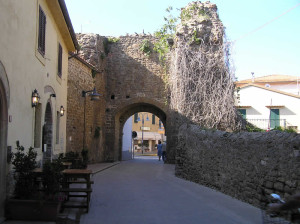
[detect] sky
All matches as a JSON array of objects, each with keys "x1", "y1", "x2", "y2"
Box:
[{"x1": 65, "y1": 0, "x2": 300, "y2": 81}]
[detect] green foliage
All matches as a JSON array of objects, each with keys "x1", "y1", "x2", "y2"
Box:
[
  {"x1": 272, "y1": 126, "x2": 297, "y2": 133},
  {"x1": 107, "y1": 37, "x2": 120, "y2": 43},
  {"x1": 191, "y1": 29, "x2": 201, "y2": 44},
  {"x1": 154, "y1": 6, "x2": 177, "y2": 63},
  {"x1": 245, "y1": 124, "x2": 264, "y2": 132},
  {"x1": 103, "y1": 37, "x2": 119, "y2": 55},
  {"x1": 12, "y1": 141, "x2": 37, "y2": 199},
  {"x1": 284, "y1": 127, "x2": 297, "y2": 133},
  {"x1": 12, "y1": 141, "x2": 37, "y2": 173},
  {"x1": 181, "y1": 3, "x2": 210, "y2": 22},
  {"x1": 139, "y1": 40, "x2": 152, "y2": 56},
  {"x1": 42, "y1": 155, "x2": 64, "y2": 199}
]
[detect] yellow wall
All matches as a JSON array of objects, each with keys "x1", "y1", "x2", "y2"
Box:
[
  {"x1": 132, "y1": 113, "x2": 165, "y2": 134},
  {"x1": 0, "y1": 0, "x2": 75, "y2": 159}
]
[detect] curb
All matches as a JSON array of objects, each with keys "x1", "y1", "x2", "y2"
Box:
[{"x1": 91, "y1": 162, "x2": 121, "y2": 175}]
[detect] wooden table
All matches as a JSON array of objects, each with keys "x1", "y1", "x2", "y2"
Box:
[
  {"x1": 62, "y1": 162, "x2": 72, "y2": 169},
  {"x1": 60, "y1": 169, "x2": 93, "y2": 212}
]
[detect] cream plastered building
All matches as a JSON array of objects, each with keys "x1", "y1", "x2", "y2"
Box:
[
  {"x1": 132, "y1": 112, "x2": 165, "y2": 152},
  {"x1": 0, "y1": 0, "x2": 78, "y2": 220},
  {"x1": 236, "y1": 75, "x2": 300, "y2": 131}
]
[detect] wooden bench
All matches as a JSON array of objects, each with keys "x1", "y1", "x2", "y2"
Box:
[{"x1": 60, "y1": 169, "x2": 93, "y2": 212}]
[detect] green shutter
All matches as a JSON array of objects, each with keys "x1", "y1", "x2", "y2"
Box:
[
  {"x1": 134, "y1": 113, "x2": 138, "y2": 123},
  {"x1": 270, "y1": 109, "x2": 280, "y2": 129},
  {"x1": 238, "y1": 109, "x2": 246, "y2": 119}
]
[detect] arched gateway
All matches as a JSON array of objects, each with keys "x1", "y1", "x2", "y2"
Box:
[
  {"x1": 109, "y1": 98, "x2": 167, "y2": 161},
  {"x1": 70, "y1": 1, "x2": 229, "y2": 163},
  {"x1": 67, "y1": 34, "x2": 175, "y2": 163}
]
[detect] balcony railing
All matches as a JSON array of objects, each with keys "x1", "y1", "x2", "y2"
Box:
[{"x1": 246, "y1": 119, "x2": 286, "y2": 130}]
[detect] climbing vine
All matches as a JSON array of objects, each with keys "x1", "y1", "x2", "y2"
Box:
[
  {"x1": 169, "y1": 41, "x2": 240, "y2": 130},
  {"x1": 169, "y1": 2, "x2": 240, "y2": 131}
]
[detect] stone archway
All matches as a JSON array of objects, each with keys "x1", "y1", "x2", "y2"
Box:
[
  {"x1": 109, "y1": 99, "x2": 168, "y2": 162},
  {"x1": 0, "y1": 61, "x2": 9, "y2": 222},
  {"x1": 43, "y1": 102, "x2": 53, "y2": 161}
]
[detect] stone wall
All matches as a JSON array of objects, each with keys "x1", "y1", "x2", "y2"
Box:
[
  {"x1": 105, "y1": 35, "x2": 169, "y2": 160},
  {"x1": 176, "y1": 124, "x2": 300, "y2": 207},
  {"x1": 67, "y1": 56, "x2": 106, "y2": 163},
  {"x1": 76, "y1": 33, "x2": 171, "y2": 161}
]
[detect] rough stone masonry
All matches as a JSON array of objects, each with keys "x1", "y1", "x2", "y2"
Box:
[{"x1": 176, "y1": 124, "x2": 300, "y2": 207}]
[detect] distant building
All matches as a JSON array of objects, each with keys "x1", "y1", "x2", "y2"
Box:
[
  {"x1": 235, "y1": 74, "x2": 300, "y2": 95},
  {"x1": 132, "y1": 112, "x2": 165, "y2": 152},
  {"x1": 235, "y1": 75, "x2": 300, "y2": 131}
]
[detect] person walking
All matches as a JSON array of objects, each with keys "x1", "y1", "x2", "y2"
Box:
[
  {"x1": 162, "y1": 141, "x2": 167, "y2": 162},
  {"x1": 157, "y1": 140, "x2": 163, "y2": 161}
]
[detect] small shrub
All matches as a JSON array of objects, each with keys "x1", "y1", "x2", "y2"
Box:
[
  {"x1": 139, "y1": 40, "x2": 152, "y2": 56},
  {"x1": 12, "y1": 141, "x2": 37, "y2": 199},
  {"x1": 246, "y1": 124, "x2": 264, "y2": 132}
]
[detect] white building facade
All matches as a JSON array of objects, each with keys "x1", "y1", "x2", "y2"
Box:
[{"x1": 237, "y1": 82, "x2": 300, "y2": 132}]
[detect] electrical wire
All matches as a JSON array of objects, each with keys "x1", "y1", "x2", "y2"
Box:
[{"x1": 233, "y1": 2, "x2": 300, "y2": 43}]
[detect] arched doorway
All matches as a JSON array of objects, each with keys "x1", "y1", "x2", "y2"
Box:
[
  {"x1": 42, "y1": 102, "x2": 53, "y2": 162},
  {"x1": 114, "y1": 102, "x2": 167, "y2": 161},
  {"x1": 0, "y1": 61, "x2": 9, "y2": 221}
]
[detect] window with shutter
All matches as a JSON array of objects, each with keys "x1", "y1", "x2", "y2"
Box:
[
  {"x1": 57, "y1": 43, "x2": 62, "y2": 78},
  {"x1": 152, "y1": 114, "x2": 155, "y2": 124},
  {"x1": 38, "y1": 6, "x2": 46, "y2": 56},
  {"x1": 134, "y1": 113, "x2": 138, "y2": 123}
]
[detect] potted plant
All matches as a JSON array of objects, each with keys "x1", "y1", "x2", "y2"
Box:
[{"x1": 6, "y1": 141, "x2": 64, "y2": 221}]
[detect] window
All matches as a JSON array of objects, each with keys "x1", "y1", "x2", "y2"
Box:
[
  {"x1": 238, "y1": 109, "x2": 246, "y2": 119},
  {"x1": 56, "y1": 111, "x2": 60, "y2": 144},
  {"x1": 57, "y1": 43, "x2": 62, "y2": 78},
  {"x1": 38, "y1": 6, "x2": 46, "y2": 56},
  {"x1": 134, "y1": 113, "x2": 138, "y2": 123},
  {"x1": 152, "y1": 114, "x2": 155, "y2": 124},
  {"x1": 34, "y1": 103, "x2": 42, "y2": 148},
  {"x1": 159, "y1": 120, "x2": 162, "y2": 129}
]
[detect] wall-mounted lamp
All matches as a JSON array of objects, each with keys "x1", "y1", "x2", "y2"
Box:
[
  {"x1": 32, "y1": 89, "x2": 40, "y2": 107},
  {"x1": 81, "y1": 87, "x2": 101, "y2": 149},
  {"x1": 60, "y1": 105, "x2": 65, "y2": 117},
  {"x1": 82, "y1": 87, "x2": 101, "y2": 101},
  {"x1": 50, "y1": 93, "x2": 56, "y2": 98}
]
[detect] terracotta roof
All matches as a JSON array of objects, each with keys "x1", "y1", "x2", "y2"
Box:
[
  {"x1": 239, "y1": 83, "x2": 300, "y2": 99},
  {"x1": 236, "y1": 75, "x2": 300, "y2": 84}
]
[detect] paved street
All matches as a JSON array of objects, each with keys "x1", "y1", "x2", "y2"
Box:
[{"x1": 80, "y1": 156, "x2": 262, "y2": 224}]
